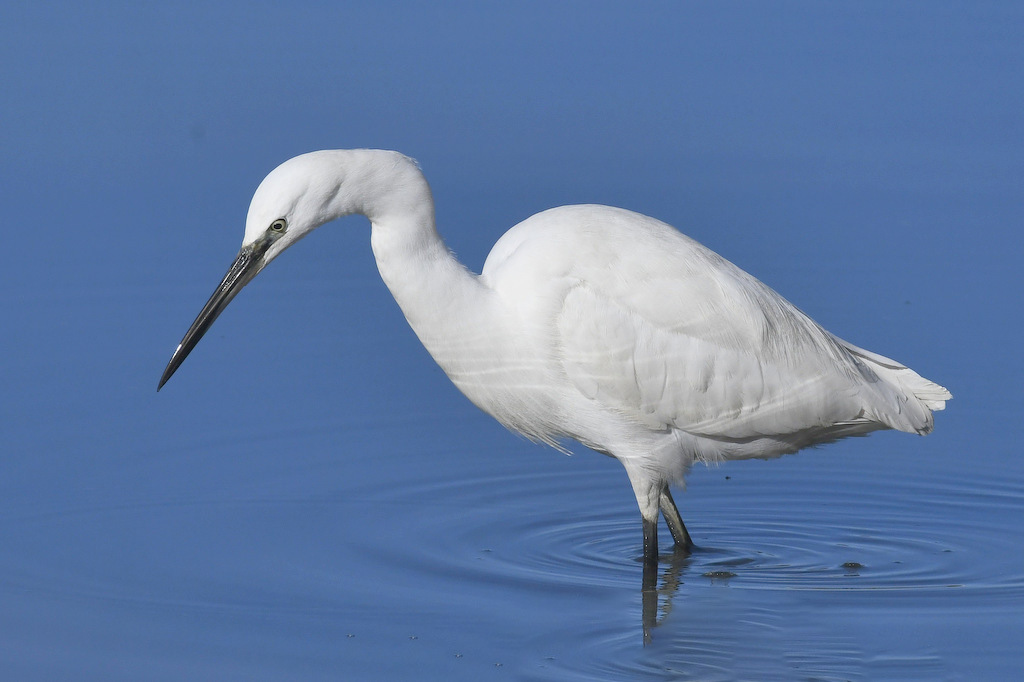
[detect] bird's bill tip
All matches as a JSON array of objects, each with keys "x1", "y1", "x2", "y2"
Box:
[{"x1": 157, "y1": 344, "x2": 184, "y2": 391}]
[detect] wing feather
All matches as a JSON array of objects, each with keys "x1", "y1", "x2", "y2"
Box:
[
  {"x1": 483, "y1": 205, "x2": 929, "y2": 445},
  {"x1": 544, "y1": 210, "x2": 890, "y2": 441}
]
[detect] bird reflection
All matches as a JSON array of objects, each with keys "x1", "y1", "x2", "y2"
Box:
[{"x1": 642, "y1": 545, "x2": 695, "y2": 644}]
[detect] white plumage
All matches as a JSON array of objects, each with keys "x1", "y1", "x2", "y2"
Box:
[{"x1": 161, "y1": 149, "x2": 950, "y2": 564}]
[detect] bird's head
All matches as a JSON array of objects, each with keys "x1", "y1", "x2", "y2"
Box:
[
  {"x1": 157, "y1": 150, "x2": 393, "y2": 390},
  {"x1": 241, "y1": 150, "x2": 366, "y2": 266}
]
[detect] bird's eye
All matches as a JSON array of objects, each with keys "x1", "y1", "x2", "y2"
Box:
[{"x1": 269, "y1": 218, "x2": 287, "y2": 233}]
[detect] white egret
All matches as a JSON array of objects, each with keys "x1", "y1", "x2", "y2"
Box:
[{"x1": 159, "y1": 149, "x2": 950, "y2": 565}]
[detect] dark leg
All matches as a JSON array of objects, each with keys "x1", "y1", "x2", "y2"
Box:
[
  {"x1": 659, "y1": 487, "x2": 694, "y2": 551},
  {"x1": 642, "y1": 515, "x2": 659, "y2": 567}
]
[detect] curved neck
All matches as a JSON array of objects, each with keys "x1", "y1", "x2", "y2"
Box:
[{"x1": 358, "y1": 156, "x2": 493, "y2": 377}]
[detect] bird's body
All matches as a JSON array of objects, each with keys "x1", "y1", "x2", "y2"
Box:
[{"x1": 161, "y1": 149, "x2": 950, "y2": 564}]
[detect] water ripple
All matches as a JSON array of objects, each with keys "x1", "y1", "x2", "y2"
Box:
[{"x1": 373, "y1": 457, "x2": 1024, "y2": 601}]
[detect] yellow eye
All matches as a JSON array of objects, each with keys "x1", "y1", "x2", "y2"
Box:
[{"x1": 269, "y1": 218, "x2": 287, "y2": 233}]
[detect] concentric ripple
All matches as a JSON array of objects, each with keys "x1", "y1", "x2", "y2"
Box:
[
  {"x1": 363, "y1": 454, "x2": 1024, "y2": 681},
  {"x1": 370, "y1": 453, "x2": 1024, "y2": 600}
]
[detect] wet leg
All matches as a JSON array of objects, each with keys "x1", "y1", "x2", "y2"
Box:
[{"x1": 642, "y1": 515, "x2": 659, "y2": 567}]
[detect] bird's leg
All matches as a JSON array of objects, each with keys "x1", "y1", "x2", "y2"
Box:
[
  {"x1": 622, "y1": 461, "x2": 666, "y2": 566},
  {"x1": 659, "y1": 486, "x2": 694, "y2": 552},
  {"x1": 642, "y1": 515, "x2": 659, "y2": 567}
]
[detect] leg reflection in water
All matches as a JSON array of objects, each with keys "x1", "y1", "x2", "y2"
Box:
[{"x1": 642, "y1": 543, "x2": 695, "y2": 644}]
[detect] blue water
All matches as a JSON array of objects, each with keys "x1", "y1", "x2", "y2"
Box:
[{"x1": 2, "y1": 2, "x2": 1022, "y2": 680}]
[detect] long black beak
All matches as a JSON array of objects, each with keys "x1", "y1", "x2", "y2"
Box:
[{"x1": 158, "y1": 241, "x2": 268, "y2": 390}]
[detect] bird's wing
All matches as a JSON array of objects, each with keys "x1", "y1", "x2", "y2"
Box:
[
  {"x1": 556, "y1": 282, "x2": 873, "y2": 440},
  {"x1": 551, "y1": 225, "x2": 888, "y2": 441},
  {"x1": 483, "y1": 205, "x2": 918, "y2": 442}
]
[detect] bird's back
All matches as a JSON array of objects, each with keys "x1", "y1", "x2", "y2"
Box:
[{"x1": 481, "y1": 205, "x2": 949, "y2": 462}]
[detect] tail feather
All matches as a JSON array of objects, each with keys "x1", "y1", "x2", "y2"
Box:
[{"x1": 838, "y1": 340, "x2": 952, "y2": 434}]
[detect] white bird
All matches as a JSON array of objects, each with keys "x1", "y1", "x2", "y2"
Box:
[{"x1": 159, "y1": 149, "x2": 951, "y2": 565}]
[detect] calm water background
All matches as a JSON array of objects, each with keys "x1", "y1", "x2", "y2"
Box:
[{"x1": 2, "y1": 2, "x2": 1021, "y2": 680}]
